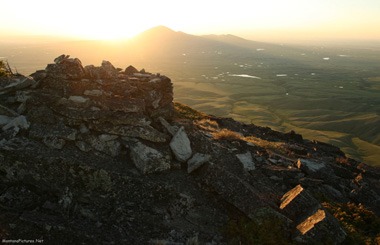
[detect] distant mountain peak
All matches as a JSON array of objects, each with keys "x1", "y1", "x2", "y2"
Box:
[{"x1": 137, "y1": 25, "x2": 177, "y2": 36}]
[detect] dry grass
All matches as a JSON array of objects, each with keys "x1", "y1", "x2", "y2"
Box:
[
  {"x1": 245, "y1": 136, "x2": 287, "y2": 155},
  {"x1": 174, "y1": 102, "x2": 208, "y2": 120},
  {"x1": 323, "y1": 202, "x2": 380, "y2": 244},
  {"x1": 196, "y1": 118, "x2": 219, "y2": 132},
  {"x1": 212, "y1": 128, "x2": 244, "y2": 141}
]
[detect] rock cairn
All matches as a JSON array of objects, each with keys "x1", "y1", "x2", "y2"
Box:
[{"x1": 1, "y1": 55, "x2": 177, "y2": 172}]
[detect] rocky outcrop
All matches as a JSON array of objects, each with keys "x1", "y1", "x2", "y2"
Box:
[{"x1": 0, "y1": 56, "x2": 379, "y2": 244}]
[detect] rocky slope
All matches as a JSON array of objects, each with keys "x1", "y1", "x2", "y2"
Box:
[{"x1": 0, "y1": 56, "x2": 379, "y2": 244}]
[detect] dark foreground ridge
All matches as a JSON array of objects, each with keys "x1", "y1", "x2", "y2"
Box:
[{"x1": 0, "y1": 56, "x2": 379, "y2": 244}]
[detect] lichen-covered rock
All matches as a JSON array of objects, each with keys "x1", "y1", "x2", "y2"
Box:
[
  {"x1": 129, "y1": 141, "x2": 171, "y2": 174},
  {"x1": 187, "y1": 153, "x2": 211, "y2": 173}
]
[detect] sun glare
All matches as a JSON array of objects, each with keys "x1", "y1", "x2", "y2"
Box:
[{"x1": 1, "y1": 0, "x2": 379, "y2": 41}]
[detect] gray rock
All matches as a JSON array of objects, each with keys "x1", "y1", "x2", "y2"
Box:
[
  {"x1": 68, "y1": 96, "x2": 89, "y2": 104},
  {"x1": 0, "y1": 76, "x2": 36, "y2": 94},
  {"x1": 0, "y1": 104, "x2": 18, "y2": 117},
  {"x1": 98, "y1": 134, "x2": 118, "y2": 142},
  {"x1": 0, "y1": 115, "x2": 12, "y2": 126},
  {"x1": 43, "y1": 136, "x2": 66, "y2": 149},
  {"x1": 236, "y1": 152, "x2": 255, "y2": 171},
  {"x1": 75, "y1": 141, "x2": 92, "y2": 152},
  {"x1": 84, "y1": 89, "x2": 102, "y2": 96},
  {"x1": 187, "y1": 153, "x2": 211, "y2": 173},
  {"x1": 15, "y1": 91, "x2": 31, "y2": 103},
  {"x1": 87, "y1": 135, "x2": 121, "y2": 157},
  {"x1": 129, "y1": 141, "x2": 171, "y2": 174},
  {"x1": 170, "y1": 126, "x2": 192, "y2": 162},
  {"x1": 2, "y1": 115, "x2": 30, "y2": 132},
  {"x1": 297, "y1": 159, "x2": 326, "y2": 174},
  {"x1": 158, "y1": 116, "x2": 178, "y2": 136},
  {"x1": 29, "y1": 122, "x2": 77, "y2": 141},
  {"x1": 90, "y1": 124, "x2": 167, "y2": 143},
  {"x1": 79, "y1": 124, "x2": 89, "y2": 134}
]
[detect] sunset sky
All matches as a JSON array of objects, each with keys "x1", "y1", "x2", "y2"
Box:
[{"x1": 1, "y1": 0, "x2": 379, "y2": 42}]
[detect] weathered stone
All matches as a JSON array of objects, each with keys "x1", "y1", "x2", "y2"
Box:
[
  {"x1": 158, "y1": 116, "x2": 178, "y2": 136},
  {"x1": 43, "y1": 136, "x2": 66, "y2": 149},
  {"x1": 86, "y1": 135, "x2": 121, "y2": 157},
  {"x1": 0, "y1": 104, "x2": 18, "y2": 117},
  {"x1": 68, "y1": 96, "x2": 89, "y2": 104},
  {"x1": 29, "y1": 122, "x2": 77, "y2": 141},
  {"x1": 201, "y1": 164, "x2": 280, "y2": 219},
  {"x1": 98, "y1": 97, "x2": 145, "y2": 113},
  {"x1": 297, "y1": 159, "x2": 326, "y2": 174},
  {"x1": 101, "y1": 60, "x2": 118, "y2": 78},
  {"x1": 129, "y1": 141, "x2": 171, "y2": 174},
  {"x1": 236, "y1": 152, "x2": 255, "y2": 171},
  {"x1": 0, "y1": 76, "x2": 36, "y2": 94},
  {"x1": 0, "y1": 115, "x2": 12, "y2": 126},
  {"x1": 293, "y1": 209, "x2": 346, "y2": 244},
  {"x1": 90, "y1": 124, "x2": 167, "y2": 143},
  {"x1": 46, "y1": 55, "x2": 85, "y2": 80},
  {"x1": 75, "y1": 141, "x2": 92, "y2": 152},
  {"x1": 125, "y1": 65, "x2": 139, "y2": 75},
  {"x1": 280, "y1": 185, "x2": 304, "y2": 210},
  {"x1": 187, "y1": 153, "x2": 211, "y2": 173},
  {"x1": 170, "y1": 126, "x2": 192, "y2": 162},
  {"x1": 279, "y1": 184, "x2": 321, "y2": 222},
  {"x1": 2, "y1": 115, "x2": 30, "y2": 132},
  {"x1": 98, "y1": 134, "x2": 118, "y2": 142},
  {"x1": 84, "y1": 89, "x2": 102, "y2": 97},
  {"x1": 296, "y1": 209, "x2": 326, "y2": 235},
  {"x1": 27, "y1": 105, "x2": 57, "y2": 124},
  {"x1": 15, "y1": 91, "x2": 31, "y2": 103}
]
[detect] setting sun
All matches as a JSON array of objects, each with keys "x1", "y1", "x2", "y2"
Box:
[{"x1": 1, "y1": 0, "x2": 379, "y2": 41}]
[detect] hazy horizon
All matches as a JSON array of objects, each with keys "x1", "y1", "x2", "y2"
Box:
[{"x1": 1, "y1": 0, "x2": 380, "y2": 44}]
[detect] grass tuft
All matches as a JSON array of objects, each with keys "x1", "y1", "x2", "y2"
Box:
[
  {"x1": 323, "y1": 202, "x2": 380, "y2": 244},
  {"x1": 174, "y1": 102, "x2": 208, "y2": 120},
  {"x1": 212, "y1": 128, "x2": 244, "y2": 141}
]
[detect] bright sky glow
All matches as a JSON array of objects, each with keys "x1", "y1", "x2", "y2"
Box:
[{"x1": 0, "y1": 0, "x2": 379, "y2": 41}]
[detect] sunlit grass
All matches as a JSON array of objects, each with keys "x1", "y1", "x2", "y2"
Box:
[{"x1": 323, "y1": 202, "x2": 380, "y2": 244}]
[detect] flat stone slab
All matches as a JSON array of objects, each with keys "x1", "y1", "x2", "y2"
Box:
[
  {"x1": 170, "y1": 126, "x2": 192, "y2": 162},
  {"x1": 236, "y1": 152, "x2": 255, "y2": 171}
]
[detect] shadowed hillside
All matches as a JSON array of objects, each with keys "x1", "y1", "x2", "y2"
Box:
[{"x1": 0, "y1": 56, "x2": 379, "y2": 243}]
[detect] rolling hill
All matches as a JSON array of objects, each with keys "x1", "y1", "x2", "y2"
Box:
[{"x1": 1, "y1": 26, "x2": 379, "y2": 165}]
